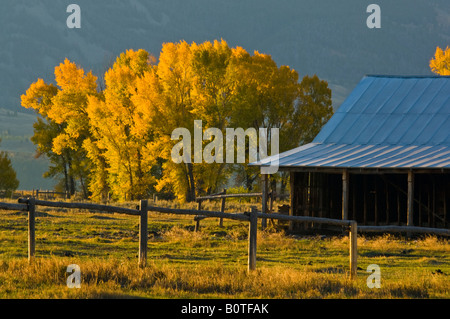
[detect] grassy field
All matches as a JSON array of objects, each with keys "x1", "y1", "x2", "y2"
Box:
[{"x1": 0, "y1": 198, "x2": 449, "y2": 299}]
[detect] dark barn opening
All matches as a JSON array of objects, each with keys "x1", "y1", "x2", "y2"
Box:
[{"x1": 288, "y1": 171, "x2": 449, "y2": 230}]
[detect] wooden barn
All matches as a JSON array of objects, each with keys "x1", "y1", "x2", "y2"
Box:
[{"x1": 256, "y1": 75, "x2": 450, "y2": 231}]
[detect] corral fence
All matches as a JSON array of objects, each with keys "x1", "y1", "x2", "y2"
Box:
[
  {"x1": 0, "y1": 189, "x2": 68, "y2": 200},
  {"x1": 1, "y1": 197, "x2": 449, "y2": 280},
  {"x1": 33, "y1": 189, "x2": 69, "y2": 200},
  {"x1": 194, "y1": 189, "x2": 289, "y2": 231}
]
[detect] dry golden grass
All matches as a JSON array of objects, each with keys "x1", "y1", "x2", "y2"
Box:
[{"x1": 1, "y1": 254, "x2": 448, "y2": 299}]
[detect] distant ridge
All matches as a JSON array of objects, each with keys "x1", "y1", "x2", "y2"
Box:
[{"x1": 1, "y1": 0, "x2": 448, "y2": 113}]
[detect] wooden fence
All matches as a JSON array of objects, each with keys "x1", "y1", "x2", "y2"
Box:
[
  {"x1": 194, "y1": 189, "x2": 289, "y2": 231},
  {"x1": 1, "y1": 197, "x2": 449, "y2": 280},
  {"x1": 0, "y1": 189, "x2": 68, "y2": 200},
  {"x1": 195, "y1": 189, "x2": 263, "y2": 230},
  {"x1": 33, "y1": 189, "x2": 69, "y2": 200}
]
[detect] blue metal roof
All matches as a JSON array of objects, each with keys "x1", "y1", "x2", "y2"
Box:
[{"x1": 255, "y1": 75, "x2": 450, "y2": 169}]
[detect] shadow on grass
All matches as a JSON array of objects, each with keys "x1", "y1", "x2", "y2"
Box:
[
  {"x1": 314, "y1": 266, "x2": 346, "y2": 274},
  {"x1": 360, "y1": 249, "x2": 416, "y2": 258},
  {"x1": 87, "y1": 292, "x2": 149, "y2": 299}
]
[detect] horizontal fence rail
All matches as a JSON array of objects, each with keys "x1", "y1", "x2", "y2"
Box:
[
  {"x1": 194, "y1": 190, "x2": 288, "y2": 230},
  {"x1": 0, "y1": 202, "x2": 28, "y2": 211},
  {"x1": 146, "y1": 205, "x2": 250, "y2": 221},
  {"x1": 17, "y1": 198, "x2": 141, "y2": 216},
  {"x1": 257, "y1": 212, "x2": 353, "y2": 226},
  {"x1": 358, "y1": 225, "x2": 450, "y2": 236},
  {"x1": 196, "y1": 192, "x2": 263, "y2": 201}
]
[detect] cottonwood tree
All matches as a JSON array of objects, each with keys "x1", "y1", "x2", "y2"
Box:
[
  {"x1": 276, "y1": 74, "x2": 333, "y2": 192},
  {"x1": 21, "y1": 60, "x2": 97, "y2": 198},
  {"x1": 229, "y1": 51, "x2": 333, "y2": 192},
  {"x1": 189, "y1": 40, "x2": 235, "y2": 195},
  {"x1": 132, "y1": 41, "x2": 197, "y2": 202},
  {"x1": 86, "y1": 49, "x2": 155, "y2": 201},
  {"x1": 228, "y1": 48, "x2": 300, "y2": 190},
  {"x1": 430, "y1": 46, "x2": 450, "y2": 75},
  {"x1": 21, "y1": 40, "x2": 333, "y2": 203},
  {"x1": 0, "y1": 139, "x2": 19, "y2": 197}
]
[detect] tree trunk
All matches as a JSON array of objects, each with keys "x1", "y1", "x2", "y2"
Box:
[
  {"x1": 66, "y1": 152, "x2": 76, "y2": 196},
  {"x1": 62, "y1": 155, "x2": 70, "y2": 198},
  {"x1": 186, "y1": 162, "x2": 196, "y2": 202}
]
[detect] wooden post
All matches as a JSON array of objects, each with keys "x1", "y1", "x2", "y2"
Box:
[
  {"x1": 397, "y1": 191, "x2": 401, "y2": 226},
  {"x1": 28, "y1": 198, "x2": 36, "y2": 262},
  {"x1": 248, "y1": 207, "x2": 258, "y2": 272},
  {"x1": 363, "y1": 175, "x2": 367, "y2": 225},
  {"x1": 352, "y1": 181, "x2": 356, "y2": 221},
  {"x1": 418, "y1": 189, "x2": 422, "y2": 227},
  {"x1": 444, "y1": 187, "x2": 447, "y2": 228},
  {"x1": 407, "y1": 171, "x2": 414, "y2": 227},
  {"x1": 432, "y1": 180, "x2": 436, "y2": 228},
  {"x1": 342, "y1": 169, "x2": 349, "y2": 220},
  {"x1": 427, "y1": 191, "x2": 431, "y2": 227},
  {"x1": 349, "y1": 221, "x2": 357, "y2": 280},
  {"x1": 261, "y1": 174, "x2": 268, "y2": 229},
  {"x1": 385, "y1": 181, "x2": 390, "y2": 225},
  {"x1": 195, "y1": 200, "x2": 202, "y2": 232},
  {"x1": 289, "y1": 171, "x2": 295, "y2": 231},
  {"x1": 269, "y1": 190, "x2": 274, "y2": 227},
  {"x1": 319, "y1": 175, "x2": 324, "y2": 219},
  {"x1": 139, "y1": 199, "x2": 148, "y2": 267},
  {"x1": 374, "y1": 178, "x2": 378, "y2": 226},
  {"x1": 219, "y1": 189, "x2": 226, "y2": 227}
]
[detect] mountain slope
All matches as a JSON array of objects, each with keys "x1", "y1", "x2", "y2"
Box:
[{"x1": 1, "y1": 0, "x2": 449, "y2": 111}]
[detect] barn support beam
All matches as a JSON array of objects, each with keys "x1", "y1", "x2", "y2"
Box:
[
  {"x1": 374, "y1": 177, "x2": 378, "y2": 226},
  {"x1": 342, "y1": 169, "x2": 349, "y2": 220},
  {"x1": 364, "y1": 175, "x2": 368, "y2": 225},
  {"x1": 385, "y1": 180, "x2": 390, "y2": 225},
  {"x1": 444, "y1": 187, "x2": 448, "y2": 228},
  {"x1": 407, "y1": 170, "x2": 414, "y2": 227},
  {"x1": 289, "y1": 171, "x2": 295, "y2": 231}
]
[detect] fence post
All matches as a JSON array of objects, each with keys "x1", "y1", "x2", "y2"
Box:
[
  {"x1": 248, "y1": 206, "x2": 258, "y2": 272},
  {"x1": 269, "y1": 190, "x2": 274, "y2": 227},
  {"x1": 195, "y1": 200, "x2": 202, "y2": 232},
  {"x1": 342, "y1": 169, "x2": 349, "y2": 221},
  {"x1": 261, "y1": 174, "x2": 268, "y2": 229},
  {"x1": 28, "y1": 198, "x2": 36, "y2": 262},
  {"x1": 349, "y1": 221, "x2": 357, "y2": 279},
  {"x1": 219, "y1": 189, "x2": 226, "y2": 227},
  {"x1": 139, "y1": 199, "x2": 148, "y2": 267}
]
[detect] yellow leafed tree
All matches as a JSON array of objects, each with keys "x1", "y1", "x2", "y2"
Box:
[
  {"x1": 132, "y1": 41, "x2": 197, "y2": 202},
  {"x1": 21, "y1": 59, "x2": 98, "y2": 197},
  {"x1": 22, "y1": 40, "x2": 333, "y2": 203},
  {"x1": 86, "y1": 49, "x2": 155, "y2": 201},
  {"x1": 430, "y1": 46, "x2": 450, "y2": 75}
]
